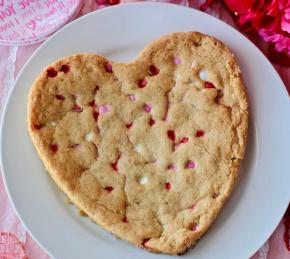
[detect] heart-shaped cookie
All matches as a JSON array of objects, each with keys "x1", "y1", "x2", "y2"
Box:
[{"x1": 28, "y1": 32, "x2": 248, "y2": 255}]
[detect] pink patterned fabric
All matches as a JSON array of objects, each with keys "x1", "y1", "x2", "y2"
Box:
[{"x1": 0, "y1": 1, "x2": 289, "y2": 258}]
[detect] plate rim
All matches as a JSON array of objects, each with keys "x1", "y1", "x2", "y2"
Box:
[{"x1": 1, "y1": 2, "x2": 290, "y2": 259}]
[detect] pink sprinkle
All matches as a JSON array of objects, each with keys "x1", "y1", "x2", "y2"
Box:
[
  {"x1": 144, "y1": 104, "x2": 152, "y2": 113},
  {"x1": 192, "y1": 223, "x2": 198, "y2": 231},
  {"x1": 180, "y1": 137, "x2": 189, "y2": 143},
  {"x1": 174, "y1": 57, "x2": 182, "y2": 65},
  {"x1": 167, "y1": 164, "x2": 176, "y2": 171},
  {"x1": 72, "y1": 104, "x2": 83, "y2": 112},
  {"x1": 105, "y1": 63, "x2": 113, "y2": 73},
  {"x1": 97, "y1": 0, "x2": 107, "y2": 4},
  {"x1": 128, "y1": 94, "x2": 136, "y2": 101},
  {"x1": 188, "y1": 204, "x2": 196, "y2": 210},
  {"x1": 99, "y1": 105, "x2": 110, "y2": 114},
  {"x1": 185, "y1": 160, "x2": 195, "y2": 169}
]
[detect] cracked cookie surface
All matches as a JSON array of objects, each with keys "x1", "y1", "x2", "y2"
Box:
[{"x1": 28, "y1": 32, "x2": 248, "y2": 255}]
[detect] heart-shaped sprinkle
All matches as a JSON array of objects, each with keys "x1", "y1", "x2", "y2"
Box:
[
  {"x1": 111, "y1": 155, "x2": 120, "y2": 172},
  {"x1": 148, "y1": 65, "x2": 159, "y2": 76},
  {"x1": 108, "y1": 0, "x2": 119, "y2": 5},
  {"x1": 47, "y1": 67, "x2": 57, "y2": 77},
  {"x1": 179, "y1": 137, "x2": 189, "y2": 143},
  {"x1": 94, "y1": 85, "x2": 100, "y2": 94},
  {"x1": 212, "y1": 193, "x2": 219, "y2": 199},
  {"x1": 143, "y1": 104, "x2": 152, "y2": 113},
  {"x1": 167, "y1": 164, "x2": 176, "y2": 171},
  {"x1": 72, "y1": 105, "x2": 83, "y2": 112},
  {"x1": 174, "y1": 57, "x2": 182, "y2": 65},
  {"x1": 89, "y1": 99, "x2": 96, "y2": 107},
  {"x1": 32, "y1": 123, "x2": 42, "y2": 130},
  {"x1": 138, "y1": 79, "x2": 147, "y2": 88},
  {"x1": 105, "y1": 63, "x2": 113, "y2": 73},
  {"x1": 50, "y1": 144, "x2": 58, "y2": 153},
  {"x1": 205, "y1": 82, "x2": 215, "y2": 89},
  {"x1": 196, "y1": 130, "x2": 205, "y2": 137},
  {"x1": 97, "y1": 0, "x2": 107, "y2": 4},
  {"x1": 167, "y1": 130, "x2": 175, "y2": 141},
  {"x1": 60, "y1": 64, "x2": 70, "y2": 73},
  {"x1": 148, "y1": 118, "x2": 155, "y2": 126},
  {"x1": 122, "y1": 217, "x2": 128, "y2": 223},
  {"x1": 104, "y1": 186, "x2": 114, "y2": 192},
  {"x1": 191, "y1": 223, "x2": 198, "y2": 231},
  {"x1": 141, "y1": 238, "x2": 150, "y2": 248},
  {"x1": 128, "y1": 94, "x2": 136, "y2": 101},
  {"x1": 199, "y1": 70, "x2": 207, "y2": 81},
  {"x1": 93, "y1": 111, "x2": 99, "y2": 121},
  {"x1": 188, "y1": 204, "x2": 196, "y2": 210},
  {"x1": 126, "y1": 123, "x2": 133, "y2": 129},
  {"x1": 165, "y1": 182, "x2": 172, "y2": 190},
  {"x1": 139, "y1": 176, "x2": 148, "y2": 185},
  {"x1": 185, "y1": 160, "x2": 195, "y2": 169},
  {"x1": 55, "y1": 94, "x2": 65, "y2": 100},
  {"x1": 99, "y1": 105, "x2": 110, "y2": 114}
]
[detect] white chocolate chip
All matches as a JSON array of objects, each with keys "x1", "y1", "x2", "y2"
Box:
[
  {"x1": 139, "y1": 176, "x2": 148, "y2": 185},
  {"x1": 135, "y1": 144, "x2": 143, "y2": 153},
  {"x1": 199, "y1": 70, "x2": 207, "y2": 81},
  {"x1": 85, "y1": 132, "x2": 95, "y2": 142},
  {"x1": 51, "y1": 121, "x2": 56, "y2": 126}
]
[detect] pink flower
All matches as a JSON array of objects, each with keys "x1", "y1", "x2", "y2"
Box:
[{"x1": 200, "y1": 0, "x2": 290, "y2": 56}]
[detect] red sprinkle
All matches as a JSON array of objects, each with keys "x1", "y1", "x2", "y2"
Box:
[
  {"x1": 72, "y1": 104, "x2": 83, "y2": 112},
  {"x1": 104, "y1": 186, "x2": 114, "y2": 192},
  {"x1": 180, "y1": 137, "x2": 189, "y2": 143},
  {"x1": 188, "y1": 204, "x2": 196, "y2": 210},
  {"x1": 93, "y1": 111, "x2": 99, "y2": 121},
  {"x1": 141, "y1": 238, "x2": 150, "y2": 248},
  {"x1": 94, "y1": 85, "x2": 100, "y2": 94},
  {"x1": 47, "y1": 67, "x2": 57, "y2": 77},
  {"x1": 205, "y1": 82, "x2": 215, "y2": 89},
  {"x1": 167, "y1": 130, "x2": 175, "y2": 141},
  {"x1": 89, "y1": 99, "x2": 96, "y2": 107},
  {"x1": 60, "y1": 64, "x2": 70, "y2": 73},
  {"x1": 196, "y1": 130, "x2": 205, "y2": 137},
  {"x1": 111, "y1": 155, "x2": 121, "y2": 172},
  {"x1": 108, "y1": 0, "x2": 119, "y2": 5},
  {"x1": 165, "y1": 182, "x2": 171, "y2": 190},
  {"x1": 126, "y1": 123, "x2": 133, "y2": 129},
  {"x1": 148, "y1": 65, "x2": 159, "y2": 76},
  {"x1": 138, "y1": 79, "x2": 147, "y2": 88},
  {"x1": 122, "y1": 217, "x2": 128, "y2": 223},
  {"x1": 212, "y1": 193, "x2": 219, "y2": 199},
  {"x1": 55, "y1": 94, "x2": 65, "y2": 100},
  {"x1": 32, "y1": 123, "x2": 42, "y2": 130},
  {"x1": 50, "y1": 144, "x2": 58, "y2": 153},
  {"x1": 148, "y1": 118, "x2": 155, "y2": 126},
  {"x1": 105, "y1": 63, "x2": 113, "y2": 73}
]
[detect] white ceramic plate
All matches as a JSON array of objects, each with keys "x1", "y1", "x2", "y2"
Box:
[{"x1": 1, "y1": 3, "x2": 290, "y2": 259}]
